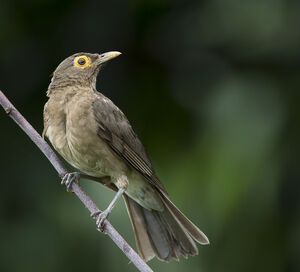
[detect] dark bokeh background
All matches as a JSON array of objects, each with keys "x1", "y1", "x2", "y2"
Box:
[{"x1": 1, "y1": 0, "x2": 300, "y2": 271}]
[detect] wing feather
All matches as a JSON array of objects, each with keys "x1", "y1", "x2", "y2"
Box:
[{"x1": 93, "y1": 93, "x2": 167, "y2": 194}]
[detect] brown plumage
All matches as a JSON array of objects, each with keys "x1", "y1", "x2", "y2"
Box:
[{"x1": 43, "y1": 52, "x2": 209, "y2": 262}]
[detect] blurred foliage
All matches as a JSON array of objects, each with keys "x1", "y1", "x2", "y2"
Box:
[{"x1": 0, "y1": 0, "x2": 300, "y2": 271}]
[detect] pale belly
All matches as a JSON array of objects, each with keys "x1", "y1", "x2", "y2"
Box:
[
  {"x1": 46, "y1": 122, "x2": 127, "y2": 178},
  {"x1": 46, "y1": 123, "x2": 163, "y2": 211}
]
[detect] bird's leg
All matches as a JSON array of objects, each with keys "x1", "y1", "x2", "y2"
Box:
[
  {"x1": 61, "y1": 172, "x2": 81, "y2": 192},
  {"x1": 91, "y1": 175, "x2": 128, "y2": 231},
  {"x1": 92, "y1": 187, "x2": 126, "y2": 231}
]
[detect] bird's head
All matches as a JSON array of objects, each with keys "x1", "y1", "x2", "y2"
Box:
[{"x1": 48, "y1": 51, "x2": 121, "y2": 94}]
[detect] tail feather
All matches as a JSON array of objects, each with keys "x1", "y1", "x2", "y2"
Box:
[
  {"x1": 143, "y1": 208, "x2": 176, "y2": 260},
  {"x1": 124, "y1": 195, "x2": 155, "y2": 261},
  {"x1": 157, "y1": 203, "x2": 198, "y2": 256},
  {"x1": 123, "y1": 193, "x2": 209, "y2": 262},
  {"x1": 161, "y1": 195, "x2": 209, "y2": 245}
]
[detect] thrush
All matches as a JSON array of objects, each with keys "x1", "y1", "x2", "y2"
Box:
[{"x1": 43, "y1": 51, "x2": 209, "y2": 262}]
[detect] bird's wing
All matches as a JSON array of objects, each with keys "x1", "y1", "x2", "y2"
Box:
[{"x1": 92, "y1": 93, "x2": 167, "y2": 194}]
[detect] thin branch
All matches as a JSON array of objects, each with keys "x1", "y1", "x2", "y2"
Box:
[{"x1": 0, "y1": 90, "x2": 153, "y2": 272}]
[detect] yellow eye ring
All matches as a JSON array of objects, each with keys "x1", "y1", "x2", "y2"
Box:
[{"x1": 74, "y1": 55, "x2": 90, "y2": 68}]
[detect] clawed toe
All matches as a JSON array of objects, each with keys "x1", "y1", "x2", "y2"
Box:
[
  {"x1": 91, "y1": 210, "x2": 109, "y2": 232},
  {"x1": 90, "y1": 187, "x2": 126, "y2": 232},
  {"x1": 61, "y1": 172, "x2": 80, "y2": 192}
]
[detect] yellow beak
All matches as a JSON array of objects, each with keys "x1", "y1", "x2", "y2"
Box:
[{"x1": 97, "y1": 51, "x2": 121, "y2": 64}]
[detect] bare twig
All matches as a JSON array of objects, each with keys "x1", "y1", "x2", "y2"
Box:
[{"x1": 0, "y1": 90, "x2": 153, "y2": 272}]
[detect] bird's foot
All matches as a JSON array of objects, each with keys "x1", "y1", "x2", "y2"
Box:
[
  {"x1": 91, "y1": 210, "x2": 110, "y2": 232},
  {"x1": 90, "y1": 187, "x2": 126, "y2": 232},
  {"x1": 61, "y1": 172, "x2": 80, "y2": 192}
]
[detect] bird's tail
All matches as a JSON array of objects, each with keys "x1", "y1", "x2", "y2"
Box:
[{"x1": 123, "y1": 193, "x2": 209, "y2": 262}]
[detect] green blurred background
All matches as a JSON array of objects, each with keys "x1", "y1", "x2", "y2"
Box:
[{"x1": 1, "y1": 0, "x2": 300, "y2": 271}]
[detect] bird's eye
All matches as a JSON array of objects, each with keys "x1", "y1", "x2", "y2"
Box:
[
  {"x1": 77, "y1": 58, "x2": 86, "y2": 65},
  {"x1": 74, "y1": 55, "x2": 90, "y2": 68}
]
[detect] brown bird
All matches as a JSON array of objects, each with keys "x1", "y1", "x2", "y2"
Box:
[{"x1": 43, "y1": 52, "x2": 209, "y2": 262}]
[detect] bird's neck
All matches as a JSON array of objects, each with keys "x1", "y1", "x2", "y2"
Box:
[{"x1": 47, "y1": 75, "x2": 96, "y2": 97}]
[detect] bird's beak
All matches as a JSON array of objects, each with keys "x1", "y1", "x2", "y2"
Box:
[{"x1": 97, "y1": 51, "x2": 121, "y2": 65}]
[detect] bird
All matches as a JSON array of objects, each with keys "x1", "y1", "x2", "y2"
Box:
[{"x1": 43, "y1": 51, "x2": 209, "y2": 262}]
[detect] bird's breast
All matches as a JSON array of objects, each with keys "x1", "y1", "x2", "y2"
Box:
[{"x1": 62, "y1": 94, "x2": 128, "y2": 178}]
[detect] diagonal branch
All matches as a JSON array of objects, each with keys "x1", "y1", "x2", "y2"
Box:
[{"x1": 0, "y1": 90, "x2": 153, "y2": 272}]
